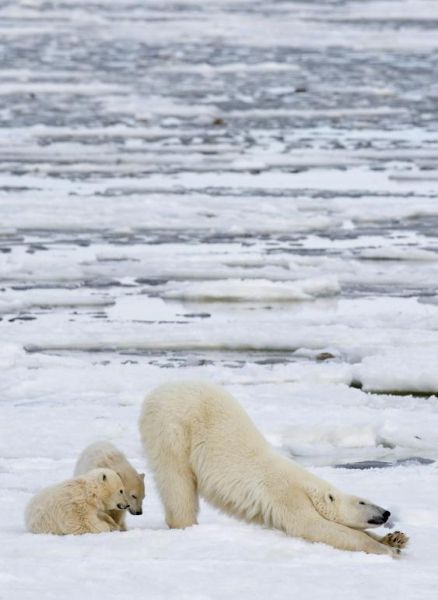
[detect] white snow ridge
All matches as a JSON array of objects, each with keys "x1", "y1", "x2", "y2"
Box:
[{"x1": 162, "y1": 277, "x2": 340, "y2": 302}]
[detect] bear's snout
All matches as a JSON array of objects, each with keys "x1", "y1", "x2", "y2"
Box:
[
  {"x1": 368, "y1": 508, "x2": 391, "y2": 525},
  {"x1": 130, "y1": 508, "x2": 142, "y2": 515},
  {"x1": 117, "y1": 502, "x2": 130, "y2": 510}
]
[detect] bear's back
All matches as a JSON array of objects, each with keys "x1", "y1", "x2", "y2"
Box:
[
  {"x1": 25, "y1": 479, "x2": 84, "y2": 534},
  {"x1": 142, "y1": 380, "x2": 252, "y2": 431},
  {"x1": 140, "y1": 380, "x2": 268, "y2": 466}
]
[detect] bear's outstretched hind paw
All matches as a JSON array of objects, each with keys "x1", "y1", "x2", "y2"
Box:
[{"x1": 382, "y1": 531, "x2": 409, "y2": 549}]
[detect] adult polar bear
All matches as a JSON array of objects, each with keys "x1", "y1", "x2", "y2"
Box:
[{"x1": 139, "y1": 381, "x2": 408, "y2": 556}]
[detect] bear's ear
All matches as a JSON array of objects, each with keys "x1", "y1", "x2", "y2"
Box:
[
  {"x1": 139, "y1": 473, "x2": 145, "y2": 481},
  {"x1": 101, "y1": 473, "x2": 107, "y2": 482}
]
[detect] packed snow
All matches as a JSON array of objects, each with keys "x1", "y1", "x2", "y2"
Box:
[{"x1": 1, "y1": 0, "x2": 438, "y2": 598}]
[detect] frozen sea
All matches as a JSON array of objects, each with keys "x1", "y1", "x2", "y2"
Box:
[{"x1": 1, "y1": 0, "x2": 438, "y2": 598}]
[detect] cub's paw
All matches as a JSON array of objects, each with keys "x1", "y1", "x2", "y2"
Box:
[{"x1": 382, "y1": 531, "x2": 409, "y2": 549}]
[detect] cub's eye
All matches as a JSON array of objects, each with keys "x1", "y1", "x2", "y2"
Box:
[
  {"x1": 131, "y1": 494, "x2": 137, "y2": 500},
  {"x1": 119, "y1": 489, "x2": 123, "y2": 494},
  {"x1": 328, "y1": 494, "x2": 334, "y2": 502},
  {"x1": 359, "y1": 501, "x2": 366, "y2": 505}
]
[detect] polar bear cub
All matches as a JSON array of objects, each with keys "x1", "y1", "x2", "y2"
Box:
[
  {"x1": 26, "y1": 468, "x2": 129, "y2": 535},
  {"x1": 74, "y1": 441, "x2": 145, "y2": 531},
  {"x1": 139, "y1": 381, "x2": 408, "y2": 556}
]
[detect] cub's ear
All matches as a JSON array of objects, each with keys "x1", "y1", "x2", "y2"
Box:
[
  {"x1": 139, "y1": 473, "x2": 145, "y2": 481},
  {"x1": 101, "y1": 473, "x2": 107, "y2": 482}
]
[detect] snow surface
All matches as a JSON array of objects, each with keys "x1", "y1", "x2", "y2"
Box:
[{"x1": 1, "y1": 0, "x2": 438, "y2": 598}]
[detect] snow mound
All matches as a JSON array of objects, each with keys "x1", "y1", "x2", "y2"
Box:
[
  {"x1": 355, "y1": 349, "x2": 438, "y2": 393},
  {"x1": 280, "y1": 420, "x2": 438, "y2": 467},
  {"x1": 358, "y1": 247, "x2": 438, "y2": 261},
  {"x1": 0, "y1": 289, "x2": 112, "y2": 314},
  {"x1": 162, "y1": 277, "x2": 340, "y2": 302}
]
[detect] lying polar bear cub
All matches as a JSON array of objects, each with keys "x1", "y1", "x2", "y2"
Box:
[
  {"x1": 25, "y1": 468, "x2": 129, "y2": 535},
  {"x1": 74, "y1": 441, "x2": 145, "y2": 531},
  {"x1": 139, "y1": 381, "x2": 408, "y2": 556}
]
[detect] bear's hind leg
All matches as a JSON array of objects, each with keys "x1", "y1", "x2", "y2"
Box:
[{"x1": 155, "y1": 462, "x2": 199, "y2": 529}]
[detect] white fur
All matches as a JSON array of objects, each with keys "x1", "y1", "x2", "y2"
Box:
[
  {"x1": 74, "y1": 441, "x2": 145, "y2": 531},
  {"x1": 139, "y1": 381, "x2": 407, "y2": 556},
  {"x1": 25, "y1": 469, "x2": 129, "y2": 535}
]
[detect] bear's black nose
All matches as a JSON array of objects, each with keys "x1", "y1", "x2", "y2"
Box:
[{"x1": 383, "y1": 510, "x2": 391, "y2": 521}]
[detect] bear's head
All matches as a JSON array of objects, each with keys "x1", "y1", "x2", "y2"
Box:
[
  {"x1": 116, "y1": 469, "x2": 146, "y2": 516},
  {"x1": 124, "y1": 472, "x2": 145, "y2": 516},
  {"x1": 307, "y1": 486, "x2": 391, "y2": 530},
  {"x1": 87, "y1": 468, "x2": 130, "y2": 511}
]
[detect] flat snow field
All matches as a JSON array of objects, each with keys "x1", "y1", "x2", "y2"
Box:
[{"x1": 1, "y1": 0, "x2": 438, "y2": 598}]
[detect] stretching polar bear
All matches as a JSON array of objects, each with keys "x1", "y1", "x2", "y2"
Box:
[
  {"x1": 74, "y1": 441, "x2": 146, "y2": 531},
  {"x1": 25, "y1": 469, "x2": 130, "y2": 535},
  {"x1": 139, "y1": 381, "x2": 408, "y2": 556}
]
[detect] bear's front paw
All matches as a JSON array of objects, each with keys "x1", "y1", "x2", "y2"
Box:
[{"x1": 382, "y1": 531, "x2": 409, "y2": 549}]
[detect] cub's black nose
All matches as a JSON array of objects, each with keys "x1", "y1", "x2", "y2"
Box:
[
  {"x1": 135, "y1": 510, "x2": 142, "y2": 516},
  {"x1": 383, "y1": 510, "x2": 391, "y2": 521}
]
